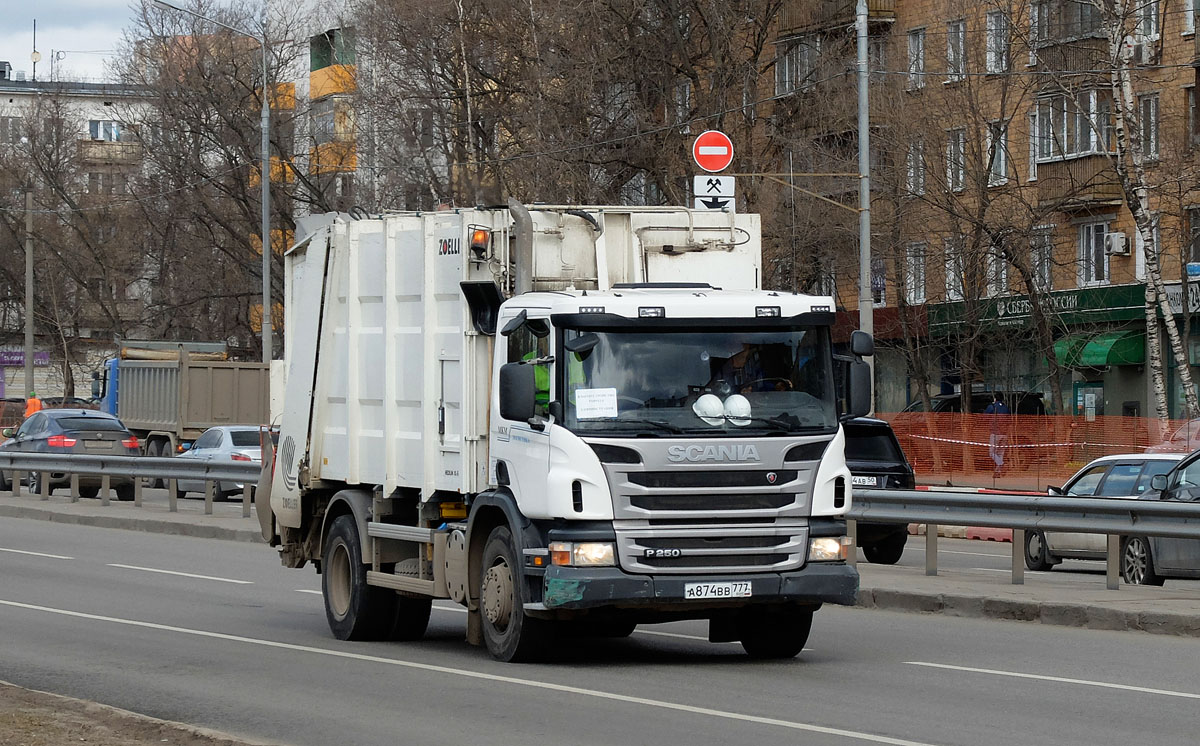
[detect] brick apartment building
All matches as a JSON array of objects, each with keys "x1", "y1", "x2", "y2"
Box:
[{"x1": 775, "y1": 0, "x2": 1200, "y2": 417}]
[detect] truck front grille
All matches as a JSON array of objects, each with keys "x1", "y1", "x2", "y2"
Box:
[
  {"x1": 629, "y1": 493, "x2": 794, "y2": 512},
  {"x1": 615, "y1": 524, "x2": 809, "y2": 574}
]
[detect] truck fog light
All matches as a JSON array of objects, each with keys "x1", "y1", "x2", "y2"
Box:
[
  {"x1": 549, "y1": 541, "x2": 616, "y2": 566},
  {"x1": 808, "y1": 536, "x2": 850, "y2": 561}
]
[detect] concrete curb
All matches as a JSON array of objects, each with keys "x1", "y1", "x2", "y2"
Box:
[
  {"x1": 0, "y1": 504, "x2": 264, "y2": 544},
  {"x1": 856, "y1": 588, "x2": 1200, "y2": 637}
]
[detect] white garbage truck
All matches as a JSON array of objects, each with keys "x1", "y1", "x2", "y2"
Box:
[{"x1": 258, "y1": 201, "x2": 873, "y2": 661}]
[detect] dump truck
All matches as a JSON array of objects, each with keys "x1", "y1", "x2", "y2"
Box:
[
  {"x1": 258, "y1": 202, "x2": 873, "y2": 662},
  {"x1": 94, "y1": 341, "x2": 270, "y2": 459}
]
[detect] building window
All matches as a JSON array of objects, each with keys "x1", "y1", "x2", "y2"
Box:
[
  {"x1": 310, "y1": 28, "x2": 355, "y2": 72},
  {"x1": 871, "y1": 258, "x2": 887, "y2": 307},
  {"x1": 1032, "y1": 229, "x2": 1053, "y2": 290},
  {"x1": 1134, "y1": 219, "x2": 1158, "y2": 281},
  {"x1": 946, "y1": 20, "x2": 966, "y2": 81},
  {"x1": 946, "y1": 128, "x2": 966, "y2": 192},
  {"x1": 674, "y1": 80, "x2": 691, "y2": 133},
  {"x1": 986, "y1": 12, "x2": 1010, "y2": 73},
  {"x1": 1139, "y1": 0, "x2": 1160, "y2": 38},
  {"x1": 88, "y1": 120, "x2": 120, "y2": 142},
  {"x1": 1030, "y1": 2, "x2": 1049, "y2": 62},
  {"x1": 1062, "y1": 0, "x2": 1102, "y2": 37},
  {"x1": 944, "y1": 237, "x2": 964, "y2": 301},
  {"x1": 1187, "y1": 0, "x2": 1197, "y2": 34},
  {"x1": 987, "y1": 121, "x2": 1009, "y2": 186},
  {"x1": 869, "y1": 34, "x2": 887, "y2": 82},
  {"x1": 907, "y1": 29, "x2": 926, "y2": 90},
  {"x1": 1188, "y1": 87, "x2": 1197, "y2": 146},
  {"x1": 1188, "y1": 208, "x2": 1200, "y2": 263},
  {"x1": 906, "y1": 243, "x2": 927, "y2": 303},
  {"x1": 88, "y1": 172, "x2": 127, "y2": 195},
  {"x1": 1035, "y1": 90, "x2": 1112, "y2": 162},
  {"x1": 0, "y1": 116, "x2": 23, "y2": 144},
  {"x1": 989, "y1": 243, "x2": 1008, "y2": 295},
  {"x1": 1078, "y1": 221, "x2": 1109, "y2": 286},
  {"x1": 1028, "y1": 112, "x2": 1039, "y2": 180},
  {"x1": 776, "y1": 35, "x2": 821, "y2": 95},
  {"x1": 905, "y1": 139, "x2": 925, "y2": 195},
  {"x1": 1139, "y1": 93, "x2": 1159, "y2": 158}
]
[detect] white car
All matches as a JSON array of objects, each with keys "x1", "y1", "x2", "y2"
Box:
[
  {"x1": 173, "y1": 425, "x2": 264, "y2": 499},
  {"x1": 1025, "y1": 453, "x2": 1185, "y2": 578}
]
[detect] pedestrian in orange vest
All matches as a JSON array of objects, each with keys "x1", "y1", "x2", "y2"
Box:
[{"x1": 23, "y1": 391, "x2": 42, "y2": 419}]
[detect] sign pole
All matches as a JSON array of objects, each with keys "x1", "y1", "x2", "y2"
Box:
[
  {"x1": 25, "y1": 185, "x2": 34, "y2": 398},
  {"x1": 856, "y1": 0, "x2": 874, "y2": 413}
]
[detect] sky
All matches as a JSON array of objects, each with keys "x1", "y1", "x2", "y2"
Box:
[{"x1": 0, "y1": 1, "x2": 140, "y2": 83}]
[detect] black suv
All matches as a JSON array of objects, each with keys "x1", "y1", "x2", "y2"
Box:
[{"x1": 844, "y1": 416, "x2": 916, "y2": 564}]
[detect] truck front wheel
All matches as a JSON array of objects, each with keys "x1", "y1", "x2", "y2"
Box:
[
  {"x1": 323, "y1": 515, "x2": 398, "y2": 640},
  {"x1": 479, "y1": 525, "x2": 549, "y2": 662},
  {"x1": 738, "y1": 604, "x2": 814, "y2": 659}
]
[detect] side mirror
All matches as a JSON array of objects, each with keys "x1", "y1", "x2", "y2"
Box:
[
  {"x1": 847, "y1": 359, "x2": 872, "y2": 418},
  {"x1": 499, "y1": 362, "x2": 537, "y2": 422},
  {"x1": 1047, "y1": 485, "x2": 1062, "y2": 496},
  {"x1": 1150, "y1": 474, "x2": 1168, "y2": 492},
  {"x1": 850, "y1": 330, "x2": 874, "y2": 358},
  {"x1": 1, "y1": 428, "x2": 11, "y2": 438},
  {"x1": 180, "y1": 442, "x2": 193, "y2": 452}
]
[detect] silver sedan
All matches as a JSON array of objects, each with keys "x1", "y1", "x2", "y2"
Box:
[{"x1": 173, "y1": 425, "x2": 263, "y2": 499}]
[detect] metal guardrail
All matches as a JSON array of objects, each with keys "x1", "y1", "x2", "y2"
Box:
[
  {"x1": 849, "y1": 488, "x2": 1200, "y2": 590},
  {"x1": 0, "y1": 453, "x2": 262, "y2": 518}
]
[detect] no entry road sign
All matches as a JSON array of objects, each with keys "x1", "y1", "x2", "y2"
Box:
[{"x1": 692, "y1": 130, "x2": 734, "y2": 173}]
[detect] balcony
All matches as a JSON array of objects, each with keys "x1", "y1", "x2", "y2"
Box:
[
  {"x1": 779, "y1": 0, "x2": 895, "y2": 34},
  {"x1": 1037, "y1": 154, "x2": 1123, "y2": 209},
  {"x1": 77, "y1": 140, "x2": 142, "y2": 165},
  {"x1": 1032, "y1": 36, "x2": 1108, "y2": 78},
  {"x1": 310, "y1": 64, "x2": 355, "y2": 100},
  {"x1": 309, "y1": 141, "x2": 357, "y2": 175}
]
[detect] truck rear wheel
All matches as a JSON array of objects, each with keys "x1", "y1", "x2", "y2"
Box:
[
  {"x1": 480, "y1": 525, "x2": 549, "y2": 662},
  {"x1": 323, "y1": 515, "x2": 398, "y2": 640},
  {"x1": 738, "y1": 604, "x2": 813, "y2": 659}
]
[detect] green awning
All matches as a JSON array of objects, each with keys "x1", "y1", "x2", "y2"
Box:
[
  {"x1": 1077, "y1": 330, "x2": 1146, "y2": 367},
  {"x1": 1051, "y1": 333, "x2": 1090, "y2": 367}
]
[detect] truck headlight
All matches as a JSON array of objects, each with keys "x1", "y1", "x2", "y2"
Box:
[
  {"x1": 808, "y1": 536, "x2": 852, "y2": 562},
  {"x1": 549, "y1": 541, "x2": 616, "y2": 567}
]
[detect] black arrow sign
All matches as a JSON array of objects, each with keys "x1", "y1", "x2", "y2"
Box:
[{"x1": 700, "y1": 197, "x2": 730, "y2": 209}]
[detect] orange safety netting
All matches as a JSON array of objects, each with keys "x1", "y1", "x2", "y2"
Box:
[{"x1": 877, "y1": 412, "x2": 1200, "y2": 491}]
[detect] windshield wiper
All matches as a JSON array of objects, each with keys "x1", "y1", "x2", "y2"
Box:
[
  {"x1": 712, "y1": 414, "x2": 810, "y2": 432},
  {"x1": 629, "y1": 418, "x2": 685, "y2": 434}
]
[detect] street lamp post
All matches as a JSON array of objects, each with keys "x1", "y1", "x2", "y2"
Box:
[
  {"x1": 153, "y1": 0, "x2": 272, "y2": 362},
  {"x1": 24, "y1": 184, "x2": 34, "y2": 398}
]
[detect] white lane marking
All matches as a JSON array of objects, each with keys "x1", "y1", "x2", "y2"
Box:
[
  {"x1": 0, "y1": 598, "x2": 935, "y2": 746},
  {"x1": 908, "y1": 662, "x2": 1200, "y2": 700},
  {"x1": 107, "y1": 564, "x2": 252, "y2": 585},
  {"x1": 0, "y1": 547, "x2": 73, "y2": 560},
  {"x1": 295, "y1": 589, "x2": 322, "y2": 595}
]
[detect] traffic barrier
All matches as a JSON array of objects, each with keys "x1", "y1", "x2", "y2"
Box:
[{"x1": 0, "y1": 453, "x2": 262, "y2": 518}]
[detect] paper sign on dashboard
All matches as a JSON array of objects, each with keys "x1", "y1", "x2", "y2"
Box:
[{"x1": 575, "y1": 388, "x2": 618, "y2": 419}]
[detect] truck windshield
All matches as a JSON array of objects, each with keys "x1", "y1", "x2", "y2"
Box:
[{"x1": 559, "y1": 327, "x2": 837, "y2": 436}]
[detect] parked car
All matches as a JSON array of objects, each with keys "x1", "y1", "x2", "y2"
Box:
[
  {"x1": 1123, "y1": 450, "x2": 1200, "y2": 585},
  {"x1": 172, "y1": 425, "x2": 263, "y2": 499},
  {"x1": 1024, "y1": 453, "x2": 1185, "y2": 583},
  {"x1": 900, "y1": 391, "x2": 1047, "y2": 416},
  {"x1": 1145, "y1": 419, "x2": 1200, "y2": 454},
  {"x1": 845, "y1": 416, "x2": 915, "y2": 565},
  {"x1": 0, "y1": 409, "x2": 140, "y2": 500}
]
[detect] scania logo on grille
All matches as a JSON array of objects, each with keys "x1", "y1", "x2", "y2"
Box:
[
  {"x1": 666, "y1": 444, "x2": 761, "y2": 463},
  {"x1": 766, "y1": 472, "x2": 777, "y2": 484}
]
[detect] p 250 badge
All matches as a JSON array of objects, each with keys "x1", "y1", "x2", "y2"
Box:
[{"x1": 644, "y1": 548, "x2": 683, "y2": 559}]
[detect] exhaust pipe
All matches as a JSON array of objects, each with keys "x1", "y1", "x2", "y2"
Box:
[{"x1": 508, "y1": 198, "x2": 533, "y2": 296}]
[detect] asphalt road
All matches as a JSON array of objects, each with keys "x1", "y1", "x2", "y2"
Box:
[{"x1": 3, "y1": 518, "x2": 1200, "y2": 746}]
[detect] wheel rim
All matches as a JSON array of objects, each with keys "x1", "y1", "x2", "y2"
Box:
[
  {"x1": 1123, "y1": 539, "x2": 1148, "y2": 584},
  {"x1": 1028, "y1": 533, "x2": 1044, "y2": 564},
  {"x1": 327, "y1": 541, "x2": 352, "y2": 618},
  {"x1": 482, "y1": 558, "x2": 514, "y2": 630}
]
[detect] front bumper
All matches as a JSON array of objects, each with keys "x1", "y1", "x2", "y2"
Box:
[{"x1": 536, "y1": 562, "x2": 858, "y2": 612}]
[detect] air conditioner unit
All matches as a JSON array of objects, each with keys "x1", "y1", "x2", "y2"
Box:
[
  {"x1": 1124, "y1": 35, "x2": 1156, "y2": 65},
  {"x1": 1104, "y1": 232, "x2": 1129, "y2": 256}
]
